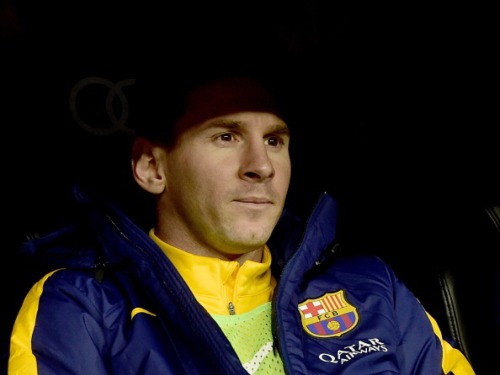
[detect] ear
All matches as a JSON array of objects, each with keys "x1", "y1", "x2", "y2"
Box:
[{"x1": 131, "y1": 137, "x2": 167, "y2": 194}]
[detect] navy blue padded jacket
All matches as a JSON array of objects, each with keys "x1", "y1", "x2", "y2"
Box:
[{"x1": 8, "y1": 185, "x2": 474, "y2": 374}]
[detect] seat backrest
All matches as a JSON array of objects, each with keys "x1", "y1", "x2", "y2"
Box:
[{"x1": 436, "y1": 204, "x2": 500, "y2": 374}]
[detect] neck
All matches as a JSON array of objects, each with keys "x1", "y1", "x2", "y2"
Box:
[
  {"x1": 153, "y1": 227, "x2": 265, "y2": 265},
  {"x1": 227, "y1": 247, "x2": 263, "y2": 266}
]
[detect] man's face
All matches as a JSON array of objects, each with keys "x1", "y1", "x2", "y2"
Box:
[{"x1": 157, "y1": 78, "x2": 291, "y2": 258}]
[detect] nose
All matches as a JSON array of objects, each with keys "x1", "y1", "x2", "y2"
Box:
[{"x1": 239, "y1": 140, "x2": 275, "y2": 182}]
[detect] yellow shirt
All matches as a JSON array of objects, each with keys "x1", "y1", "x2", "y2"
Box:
[{"x1": 149, "y1": 229, "x2": 276, "y2": 315}]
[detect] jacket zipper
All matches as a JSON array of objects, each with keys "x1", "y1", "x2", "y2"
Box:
[{"x1": 228, "y1": 302, "x2": 236, "y2": 315}]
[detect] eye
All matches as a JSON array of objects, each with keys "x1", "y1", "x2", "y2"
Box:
[
  {"x1": 266, "y1": 135, "x2": 286, "y2": 148},
  {"x1": 218, "y1": 133, "x2": 235, "y2": 142}
]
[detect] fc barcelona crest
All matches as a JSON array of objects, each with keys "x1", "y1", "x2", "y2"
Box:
[{"x1": 298, "y1": 290, "x2": 359, "y2": 338}]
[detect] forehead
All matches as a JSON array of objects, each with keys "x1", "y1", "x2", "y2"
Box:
[
  {"x1": 198, "y1": 112, "x2": 289, "y2": 133},
  {"x1": 176, "y1": 76, "x2": 285, "y2": 130}
]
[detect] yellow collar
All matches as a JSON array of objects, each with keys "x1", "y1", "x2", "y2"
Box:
[{"x1": 149, "y1": 229, "x2": 276, "y2": 315}]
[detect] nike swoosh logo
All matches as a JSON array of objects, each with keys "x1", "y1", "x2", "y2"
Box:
[{"x1": 131, "y1": 307, "x2": 157, "y2": 320}]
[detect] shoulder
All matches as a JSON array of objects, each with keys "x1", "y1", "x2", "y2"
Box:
[
  {"x1": 27, "y1": 267, "x2": 131, "y2": 314},
  {"x1": 336, "y1": 254, "x2": 393, "y2": 274},
  {"x1": 324, "y1": 253, "x2": 400, "y2": 289}
]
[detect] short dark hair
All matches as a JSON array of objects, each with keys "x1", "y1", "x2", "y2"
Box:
[{"x1": 127, "y1": 63, "x2": 295, "y2": 147}]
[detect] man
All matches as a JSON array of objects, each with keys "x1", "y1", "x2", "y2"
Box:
[{"x1": 8, "y1": 69, "x2": 475, "y2": 374}]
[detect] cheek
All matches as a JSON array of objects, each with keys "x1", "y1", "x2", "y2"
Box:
[
  {"x1": 280, "y1": 171, "x2": 292, "y2": 196},
  {"x1": 276, "y1": 159, "x2": 292, "y2": 188},
  {"x1": 165, "y1": 153, "x2": 197, "y2": 192},
  {"x1": 168, "y1": 153, "x2": 224, "y2": 193}
]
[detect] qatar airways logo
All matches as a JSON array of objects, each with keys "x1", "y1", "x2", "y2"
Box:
[{"x1": 318, "y1": 338, "x2": 388, "y2": 365}]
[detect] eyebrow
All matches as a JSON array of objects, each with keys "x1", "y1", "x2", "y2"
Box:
[{"x1": 208, "y1": 119, "x2": 290, "y2": 136}]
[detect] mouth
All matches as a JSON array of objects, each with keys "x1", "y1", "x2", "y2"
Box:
[{"x1": 235, "y1": 197, "x2": 273, "y2": 205}]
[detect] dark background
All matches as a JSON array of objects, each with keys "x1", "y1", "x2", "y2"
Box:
[
  {"x1": 3, "y1": 1, "x2": 496, "y2": 235},
  {"x1": 2, "y1": 1, "x2": 498, "y2": 372}
]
